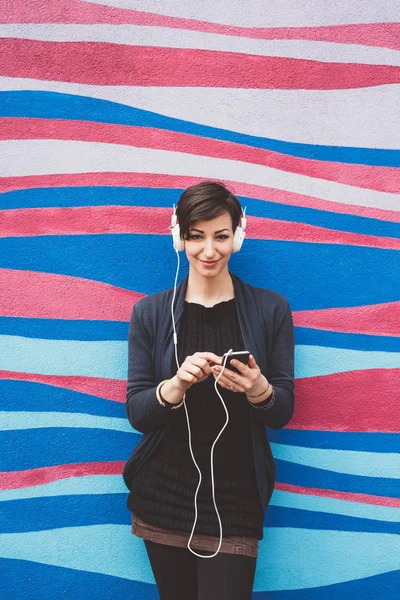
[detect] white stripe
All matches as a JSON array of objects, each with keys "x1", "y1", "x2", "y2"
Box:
[
  {"x1": 2, "y1": 24, "x2": 400, "y2": 66},
  {"x1": 81, "y1": 0, "x2": 400, "y2": 27},
  {"x1": 1, "y1": 77, "x2": 398, "y2": 150},
  {"x1": 0, "y1": 140, "x2": 398, "y2": 211},
  {"x1": 0, "y1": 411, "x2": 134, "y2": 433},
  {"x1": 270, "y1": 443, "x2": 400, "y2": 479}
]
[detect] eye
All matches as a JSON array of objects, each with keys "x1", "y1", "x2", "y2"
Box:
[
  {"x1": 187, "y1": 234, "x2": 202, "y2": 240},
  {"x1": 216, "y1": 235, "x2": 229, "y2": 240}
]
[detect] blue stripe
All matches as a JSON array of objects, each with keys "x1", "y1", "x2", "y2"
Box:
[
  {"x1": 270, "y1": 489, "x2": 400, "y2": 523},
  {"x1": 2, "y1": 494, "x2": 398, "y2": 535},
  {"x1": 0, "y1": 558, "x2": 158, "y2": 600},
  {"x1": 275, "y1": 459, "x2": 400, "y2": 499},
  {"x1": 0, "y1": 235, "x2": 399, "y2": 310},
  {"x1": 0, "y1": 428, "x2": 139, "y2": 470},
  {"x1": 1, "y1": 315, "x2": 398, "y2": 351},
  {"x1": 2, "y1": 557, "x2": 398, "y2": 600},
  {"x1": 0, "y1": 316, "x2": 129, "y2": 340},
  {"x1": 263, "y1": 506, "x2": 400, "y2": 535},
  {"x1": 0, "y1": 91, "x2": 398, "y2": 167},
  {"x1": 0, "y1": 381, "x2": 126, "y2": 417},
  {"x1": 267, "y1": 430, "x2": 400, "y2": 453},
  {"x1": 2, "y1": 186, "x2": 400, "y2": 240},
  {"x1": 0, "y1": 494, "x2": 129, "y2": 533},
  {"x1": 295, "y1": 327, "x2": 400, "y2": 352},
  {"x1": 255, "y1": 570, "x2": 400, "y2": 599},
  {"x1": 1, "y1": 426, "x2": 398, "y2": 498}
]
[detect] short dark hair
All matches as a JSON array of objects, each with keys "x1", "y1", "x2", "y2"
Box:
[{"x1": 176, "y1": 181, "x2": 242, "y2": 240}]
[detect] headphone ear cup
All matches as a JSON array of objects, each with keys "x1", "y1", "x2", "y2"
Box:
[
  {"x1": 232, "y1": 225, "x2": 244, "y2": 253},
  {"x1": 172, "y1": 223, "x2": 185, "y2": 252}
]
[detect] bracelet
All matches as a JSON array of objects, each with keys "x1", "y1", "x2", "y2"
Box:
[
  {"x1": 247, "y1": 386, "x2": 275, "y2": 409},
  {"x1": 156, "y1": 380, "x2": 185, "y2": 410},
  {"x1": 247, "y1": 383, "x2": 272, "y2": 398}
]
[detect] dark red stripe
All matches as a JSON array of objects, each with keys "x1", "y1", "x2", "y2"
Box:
[
  {"x1": 0, "y1": 2, "x2": 399, "y2": 51},
  {"x1": 0, "y1": 267, "x2": 143, "y2": 321},
  {"x1": 2, "y1": 206, "x2": 400, "y2": 251},
  {"x1": 2, "y1": 118, "x2": 399, "y2": 193},
  {"x1": 1, "y1": 39, "x2": 399, "y2": 89},
  {"x1": 275, "y1": 483, "x2": 400, "y2": 508},
  {"x1": 294, "y1": 301, "x2": 400, "y2": 336},
  {"x1": 0, "y1": 370, "x2": 126, "y2": 403},
  {"x1": 290, "y1": 369, "x2": 400, "y2": 433},
  {"x1": 0, "y1": 461, "x2": 125, "y2": 490}
]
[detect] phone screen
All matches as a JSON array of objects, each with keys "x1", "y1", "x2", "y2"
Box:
[{"x1": 223, "y1": 351, "x2": 250, "y2": 374}]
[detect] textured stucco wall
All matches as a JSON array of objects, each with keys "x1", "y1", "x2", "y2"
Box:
[{"x1": 1, "y1": 1, "x2": 399, "y2": 598}]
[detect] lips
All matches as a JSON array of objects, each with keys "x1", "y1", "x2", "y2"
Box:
[{"x1": 200, "y1": 260, "x2": 219, "y2": 267}]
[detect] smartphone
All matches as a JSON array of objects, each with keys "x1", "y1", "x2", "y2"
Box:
[{"x1": 222, "y1": 350, "x2": 250, "y2": 374}]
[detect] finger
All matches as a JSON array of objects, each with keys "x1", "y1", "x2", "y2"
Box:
[
  {"x1": 185, "y1": 363, "x2": 205, "y2": 379},
  {"x1": 195, "y1": 352, "x2": 222, "y2": 365},
  {"x1": 214, "y1": 374, "x2": 245, "y2": 393},
  {"x1": 191, "y1": 357, "x2": 212, "y2": 375},
  {"x1": 229, "y1": 359, "x2": 251, "y2": 376},
  {"x1": 248, "y1": 354, "x2": 258, "y2": 368}
]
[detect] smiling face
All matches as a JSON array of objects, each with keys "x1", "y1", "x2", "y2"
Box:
[{"x1": 184, "y1": 212, "x2": 235, "y2": 279}]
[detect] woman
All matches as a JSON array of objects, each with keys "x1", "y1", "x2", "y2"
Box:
[{"x1": 123, "y1": 181, "x2": 295, "y2": 600}]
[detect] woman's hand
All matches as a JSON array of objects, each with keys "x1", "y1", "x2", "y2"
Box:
[
  {"x1": 211, "y1": 354, "x2": 269, "y2": 398},
  {"x1": 172, "y1": 352, "x2": 222, "y2": 392}
]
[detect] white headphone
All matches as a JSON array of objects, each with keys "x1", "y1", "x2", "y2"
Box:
[{"x1": 170, "y1": 205, "x2": 247, "y2": 253}]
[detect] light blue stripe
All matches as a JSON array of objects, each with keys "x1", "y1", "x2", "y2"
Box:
[
  {"x1": 270, "y1": 443, "x2": 400, "y2": 479},
  {"x1": 1, "y1": 473, "x2": 399, "y2": 524},
  {"x1": 2, "y1": 335, "x2": 400, "y2": 380},
  {"x1": 1, "y1": 525, "x2": 399, "y2": 591},
  {"x1": 295, "y1": 345, "x2": 400, "y2": 378},
  {"x1": 0, "y1": 411, "x2": 135, "y2": 434},
  {"x1": 255, "y1": 528, "x2": 400, "y2": 591},
  {"x1": 2, "y1": 411, "x2": 398, "y2": 480},
  {"x1": 270, "y1": 490, "x2": 400, "y2": 523},
  {"x1": 0, "y1": 475, "x2": 126, "y2": 502},
  {"x1": 0, "y1": 335, "x2": 126, "y2": 379}
]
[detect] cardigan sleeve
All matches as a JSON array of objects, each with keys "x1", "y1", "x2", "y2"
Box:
[
  {"x1": 251, "y1": 299, "x2": 295, "y2": 429},
  {"x1": 125, "y1": 304, "x2": 177, "y2": 434}
]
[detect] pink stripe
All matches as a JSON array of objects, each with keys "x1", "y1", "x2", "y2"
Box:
[
  {"x1": 2, "y1": 118, "x2": 399, "y2": 193},
  {"x1": 0, "y1": 370, "x2": 126, "y2": 403},
  {"x1": 1, "y1": 173, "x2": 399, "y2": 224},
  {"x1": 290, "y1": 369, "x2": 400, "y2": 433},
  {"x1": 0, "y1": 2, "x2": 399, "y2": 50},
  {"x1": 294, "y1": 301, "x2": 400, "y2": 336},
  {"x1": 0, "y1": 268, "x2": 143, "y2": 320},
  {"x1": 2, "y1": 39, "x2": 399, "y2": 89},
  {"x1": 275, "y1": 483, "x2": 400, "y2": 508},
  {"x1": 0, "y1": 461, "x2": 125, "y2": 490},
  {"x1": 2, "y1": 206, "x2": 400, "y2": 251},
  {"x1": 0, "y1": 173, "x2": 400, "y2": 223}
]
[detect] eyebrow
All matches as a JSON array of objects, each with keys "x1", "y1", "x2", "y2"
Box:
[{"x1": 189, "y1": 228, "x2": 231, "y2": 234}]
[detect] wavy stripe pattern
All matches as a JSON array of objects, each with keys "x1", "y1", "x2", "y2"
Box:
[{"x1": 1, "y1": 3, "x2": 399, "y2": 599}]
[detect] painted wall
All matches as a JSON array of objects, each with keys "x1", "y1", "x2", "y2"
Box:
[{"x1": 1, "y1": 1, "x2": 399, "y2": 598}]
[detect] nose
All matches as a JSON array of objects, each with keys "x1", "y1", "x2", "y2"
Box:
[{"x1": 203, "y1": 237, "x2": 216, "y2": 258}]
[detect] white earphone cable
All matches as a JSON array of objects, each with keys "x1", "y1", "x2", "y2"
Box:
[{"x1": 171, "y1": 246, "x2": 232, "y2": 558}]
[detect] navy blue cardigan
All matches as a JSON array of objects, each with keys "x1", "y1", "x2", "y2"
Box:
[{"x1": 123, "y1": 273, "x2": 295, "y2": 511}]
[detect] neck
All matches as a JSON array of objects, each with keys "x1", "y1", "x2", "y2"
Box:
[{"x1": 186, "y1": 267, "x2": 234, "y2": 307}]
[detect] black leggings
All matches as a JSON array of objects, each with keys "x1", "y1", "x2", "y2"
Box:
[{"x1": 144, "y1": 540, "x2": 257, "y2": 600}]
